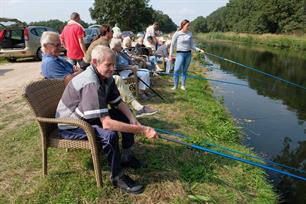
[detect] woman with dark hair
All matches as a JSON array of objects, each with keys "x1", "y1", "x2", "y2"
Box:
[
  {"x1": 83, "y1": 24, "x2": 113, "y2": 65},
  {"x1": 169, "y1": 19, "x2": 204, "y2": 90}
]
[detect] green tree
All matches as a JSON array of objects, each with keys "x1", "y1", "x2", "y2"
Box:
[
  {"x1": 203, "y1": 0, "x2": 306, "y2": 34},
  {"x1": 206, "y1": 7, "x2": 228, "y2": 32},
  {"x1": 90, "y1": 0, "x2": 153, "y2": 32},
  {"x1": 190, "y1": 16, "x2": 208, "y2": 33},
  {"x1": 152, "y1": 10, "x2": 177, "y2": 33}
]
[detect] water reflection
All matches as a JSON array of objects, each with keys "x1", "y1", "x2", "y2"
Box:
[
  {"x1": 274, "y1": 137, "x2": 306, "y2": 203},
  {"x1": 205, "y1": 42, "x2": 306, "y2": 121},
  {"x1": 202, "y1": 41, "x2": 306, "y2": 204}
]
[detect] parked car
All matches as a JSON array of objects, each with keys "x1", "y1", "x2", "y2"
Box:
[
  {"x1": 84, "y1": 27, "x2": 100, "y2": 48},
  {"x1": 0, "y1": 17, "x2": 60, "y2": 61},
  {"x1": 136, "y1": 31, "x2": 145, "y2": 38},
  {"x1": 88, "y1": 24, "x2": 101, "y2": 29},
  {"x1": 121, "y1": 31, "x2": 135, "y2": 40}
]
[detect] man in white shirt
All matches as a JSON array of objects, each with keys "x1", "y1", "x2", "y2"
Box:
[
  {"x1": 144, "y1": 22, "x2": 159, "y2": 48},
  {"x1": 112, "y1": 23, "x2": 121, "y2": 35}
]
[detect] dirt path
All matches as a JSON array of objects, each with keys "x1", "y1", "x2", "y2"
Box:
[
  {"x1": 0, "y1": 61, "x2": 42, "y2": 103},
  {"x1": 0, "y1": 61, "x2": 42, "y2": 133}
]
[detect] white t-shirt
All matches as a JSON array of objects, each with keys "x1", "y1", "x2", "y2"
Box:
[
  {"x1": 112, "y1": 26, "x2": 121, "y2": 34},
  {"x1": 144, "y1": 25, "x2": 156, "y2": 45}
]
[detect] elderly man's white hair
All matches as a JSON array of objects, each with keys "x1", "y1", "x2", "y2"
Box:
[
  {"x1": 91, "y1": 45, "x2": 114, "y2": 64},
  {"x1": 122, "y1": 36, "x2": 131, "y2": 49},
  {"x1": 40, "y1": 31, "x2": 60, "y2": 53},
  {"x1": 110, "y1": 38, "x2": 122, "y2": 49}
]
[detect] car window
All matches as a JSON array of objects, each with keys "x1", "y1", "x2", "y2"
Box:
[
  {"x1": 4, "y1": 30, "x2": 10, "y2": 38},
  {"x1": 30, "y1": 28, "x2": 38, "y2": 36},
  {"x1": 11, "y1": 30, "x2": 23, "y2": 40},
  {"x1": 93, "y1": 29, "x2": 100, "y2": 35},
  {"x1": 46, "y1": 27, "x2": 58, "y2": 33},
  {"x1": 31, "y1": 27, "x2": 47, "y2": 37},
  {"x1": 85, "y1": 29, "x2": 92, "y2": 36}
]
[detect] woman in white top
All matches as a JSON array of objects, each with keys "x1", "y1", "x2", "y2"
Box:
[{"x1": 169, "y1": 19, "x2": 204, "y2": 90}]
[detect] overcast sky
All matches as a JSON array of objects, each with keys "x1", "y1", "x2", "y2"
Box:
[{"x1": 0, "y1": 0, "x2": 229, "y2": 25}]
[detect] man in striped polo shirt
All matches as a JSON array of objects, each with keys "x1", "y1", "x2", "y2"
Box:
[{"x1": 56, "y1": 45, "x2": 158, "y2": 194}]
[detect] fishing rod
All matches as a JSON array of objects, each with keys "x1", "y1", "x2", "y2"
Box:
[
  {"x1": 201, "y1": 58, "x2": 276, "y2": 89},
  {"x1": 136, "y1": 76, "x2": 167, "y2": 102},
  {"x1": 204, "y1": 52, "x2": 306, "y2": 91},
  {"x1": 155, "y1": 128, "x2": 306, "y2": 174},
  {"x1": 158, "y1": 134, "x2": 306, "y2": 182},
  {"x1": 187, "y1": 75, "x2": 248, "y2": 87},
  {"x1": 159, "y1": 72, "x2": 249, "y2": 87}
]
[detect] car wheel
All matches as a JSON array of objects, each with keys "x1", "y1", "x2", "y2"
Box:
[
  {"x1": 36, "y1": 47, "x2": 43, "y2": 61},
  {"x1": 6, "y1": 57, "x2": 17, "y2": 62}
]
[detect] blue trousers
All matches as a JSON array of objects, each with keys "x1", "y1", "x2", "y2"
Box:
[
  {"x1": 173, "y1": 51, "x2": 192, "y2": 87},
  {"x1": 59, "y1": 109, "x2": 134, "y2": 179}
]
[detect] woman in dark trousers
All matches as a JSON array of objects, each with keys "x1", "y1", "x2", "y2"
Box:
[{"x1": 169, "y1": 19, "x2": 204, "y2": 90}]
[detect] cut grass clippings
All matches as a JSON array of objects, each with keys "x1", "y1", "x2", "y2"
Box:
[{"x1": 0, "y1": 54, "x2": 278, "y2": 203}]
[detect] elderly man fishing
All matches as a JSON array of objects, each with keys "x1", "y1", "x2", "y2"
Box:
[{"x1": 53, "y1": 44, "x2": 158, "y2": 194}]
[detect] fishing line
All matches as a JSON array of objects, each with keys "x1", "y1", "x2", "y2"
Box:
[
  {"x1": 204, "y1": 52, "x2": 306, "y2": 91},
  {"x1": 155, "y1": 128, "x2": 306, "y2": 174},
  {"x1": 158, "y1": 133, "x2": 306, "y2": 181}
]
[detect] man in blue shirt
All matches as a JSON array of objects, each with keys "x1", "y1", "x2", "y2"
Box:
[
  {"x1": 40, "y1": 31, "x2": 158, "y2": 117},
  {"x1": 40, "y1": 31, "x2": 80, "y2": 84},
  {"x1": 41, "y1": 54, "x2": 74, "y2": 79}
]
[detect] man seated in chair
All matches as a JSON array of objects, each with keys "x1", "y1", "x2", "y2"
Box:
[
  {"x1": 55, "y1": 45, "x2": 158, "y2": 194},
  {"x1": 110, "y1": 38, "x2": 153, "y2": 100},
  {"x1": 154, "y1": 40, "x2": 172, "y2": 74},
  {"x1": 122, "y1": 36, "x2": 154, "y2": 70},
  {"x1": 40, "y1": 31, "x2": 157, "y2": 118}
]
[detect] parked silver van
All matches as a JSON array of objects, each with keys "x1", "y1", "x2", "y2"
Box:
[{"x1": 0, "y1": 18, "x2": 59, "y2": 61}]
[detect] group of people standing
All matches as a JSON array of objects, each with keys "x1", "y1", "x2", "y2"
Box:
[{"x1": 40, "y1": 11, "x2": 204, "y2": 194}]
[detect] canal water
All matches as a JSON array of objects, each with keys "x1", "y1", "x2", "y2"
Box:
[{"x1": 201, "y1": 41, "x2": 306, "y2": 204}]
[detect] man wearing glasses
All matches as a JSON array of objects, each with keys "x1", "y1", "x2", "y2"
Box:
[{"x1": 40, "y1": 31, "x2": 80, "y2": 82}]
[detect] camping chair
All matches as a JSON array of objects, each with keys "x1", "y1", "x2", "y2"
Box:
[{"x1": 23, "y1": 79, "x2": 103, "y2": 187}]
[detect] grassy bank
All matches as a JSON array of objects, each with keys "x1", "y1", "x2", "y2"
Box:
[
  {"x1": 196, "y1": 32, "x2": 306, "y2": 51},
  {"x1": 0, "y1": 57, "x2": 8, "y2": 64},
  {"x1": 0, "y1": 55, "x2": 277, "y2": 203}
]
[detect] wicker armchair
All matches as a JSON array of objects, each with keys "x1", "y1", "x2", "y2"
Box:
[{"x1": 23, "y1": 79, "x2": 102, "y2": 187}]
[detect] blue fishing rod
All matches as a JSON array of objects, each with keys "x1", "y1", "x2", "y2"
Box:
[
  {"x1": 159, "y1": 72, "x2": 249, "y2": 88},
  {"x1": 155, "y1": 128, "x2": 306, "y2": 175},
  {"x1": 204, "y1": 52, "x2": 306, "y2": 91},
  {"x1": 158, "y1": 133, "x2": 306, "y2": 182},
  {"x1": 201, "y1": 58, "x2": 277, "y2": 89},
  {"x1": 187, "y1": 75, "x2": 248, "y2": 87}
]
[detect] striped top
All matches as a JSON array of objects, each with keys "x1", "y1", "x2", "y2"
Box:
[{"x1": 56, "y1": 65, "x2": 122, "y2": 129}]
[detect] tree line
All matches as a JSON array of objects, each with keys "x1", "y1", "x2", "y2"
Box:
[
  {"x1": 28, "y1": 0, "x2": 177, "y2": 33},
  {"x1": 191, "y1": 0, "x2": 306, "y2": 34},
  {"x1": 89, "y1": 0, "x2": 177, "y2": 33}
]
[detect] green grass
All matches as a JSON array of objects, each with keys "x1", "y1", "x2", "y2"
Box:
[
  {"x1": 196, "y1": 32, "x2": 306, "y2": 51},
  {"x1": 0, "y1": 56, "x2": 278, "y2": 203},
  {"x1": 0, "y1": 57, "x2": 8, "y2": 64}
]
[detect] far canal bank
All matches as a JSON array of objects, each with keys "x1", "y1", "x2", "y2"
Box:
[{"x1": 196, "y1": 32, "x2": 306, "y2": 51}]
